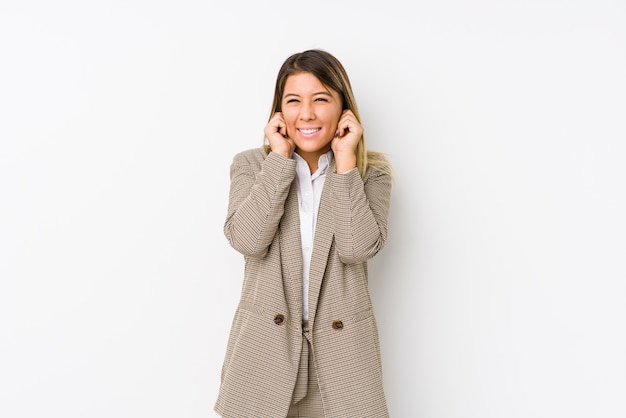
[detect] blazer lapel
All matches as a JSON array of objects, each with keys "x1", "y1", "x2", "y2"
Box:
[
  {"x1": 279, "y1": 180, "x2": 304, "y2": 320},
  {"x1": 307, "y1": 159, "x2": 336, "y2": 325}
]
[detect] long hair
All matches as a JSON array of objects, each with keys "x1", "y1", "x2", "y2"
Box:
[{"x1": 264, "y1": 49, "x2": 393, "y2": 179}]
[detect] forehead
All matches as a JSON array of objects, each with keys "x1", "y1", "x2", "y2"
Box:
[{"x1": 283, "y1": 72, "x2": 337, "y2": 96}]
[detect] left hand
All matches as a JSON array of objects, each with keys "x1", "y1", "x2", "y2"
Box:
[{"x1": 331, "y1": 110, "x2": 362, "y2": 173}]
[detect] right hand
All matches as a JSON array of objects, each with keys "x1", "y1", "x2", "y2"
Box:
[{"x1": 264, "y1": 112, "x2": 295, "y2": 158}]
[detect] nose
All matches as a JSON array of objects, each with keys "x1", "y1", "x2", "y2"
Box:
[{"x1": 299, "y1": 102, "x2": 315, "y2": 121}]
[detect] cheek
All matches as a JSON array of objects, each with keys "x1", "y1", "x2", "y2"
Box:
[
  {"x1": 330, "y1": 114, "x2": 342, "y2": 129},
  {"x1": 281, "y1": 109, "x2": 298, "y2": 127},
  {"x1": 330, "y1": 107, "x2": 343, "y2": 125}
]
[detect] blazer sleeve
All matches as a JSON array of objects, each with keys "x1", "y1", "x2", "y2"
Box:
[
  {"x1": 330, "y1": 165, "x2": 392, "y2": 264},
  {"x1": 224, "y1": 150, "x2": 296, "y2": 258}
]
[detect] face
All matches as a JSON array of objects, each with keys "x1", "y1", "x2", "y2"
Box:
[{"x1": 281, "y1": 72, "x2": 343, "y2": 158}]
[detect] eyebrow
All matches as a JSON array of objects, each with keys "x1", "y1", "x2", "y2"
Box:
[{"x1": 283, "y1": 91, "x2": 333, "y2": 99}]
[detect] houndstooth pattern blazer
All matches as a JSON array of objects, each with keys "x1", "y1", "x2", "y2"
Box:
[{"x1": 215, "y1": 148, "x2": 392, "y2": 418}]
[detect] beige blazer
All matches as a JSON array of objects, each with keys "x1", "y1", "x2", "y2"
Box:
[{"x1": 215, "y1": 148, "x2": 392, "y2": 418}]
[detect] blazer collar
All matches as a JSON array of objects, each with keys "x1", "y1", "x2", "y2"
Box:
[
  {"x1": 307, "y1": 157, "x2": 336, "y2": 325},
  {"x1": 279, "y1": 180, "x2": 304, "y2": 321}
]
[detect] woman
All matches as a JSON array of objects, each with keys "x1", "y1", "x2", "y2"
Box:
[{"x1": 215, "y1": 49, "x2": 393, "y2": 418}]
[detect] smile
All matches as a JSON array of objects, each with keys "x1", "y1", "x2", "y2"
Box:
[{"x1": 298, "y1": 128, "x2": 321, "y2": 135}]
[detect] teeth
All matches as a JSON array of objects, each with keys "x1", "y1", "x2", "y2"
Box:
[{"x1": 300, "y1": 128, "x2": 319, "y2": 134}]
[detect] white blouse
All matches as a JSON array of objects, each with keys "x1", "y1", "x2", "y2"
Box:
[{"x1": 293, "y1": 150, "x2": 332, "y2": 320}]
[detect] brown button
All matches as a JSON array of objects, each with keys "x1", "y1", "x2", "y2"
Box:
[
  {"x1": 332, "y1": 320, "x2": 344, "y2": 330},
  {"x1": 274, "y1": 314, "x2": 285, "y2": 325}
]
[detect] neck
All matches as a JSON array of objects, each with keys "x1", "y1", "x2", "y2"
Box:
[{"x1": 295, "y1": 146, "x2": 331, "y2": 174}]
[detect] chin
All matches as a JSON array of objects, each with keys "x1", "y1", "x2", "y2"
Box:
[
  {"x1": 296, "y1": 138, "x2": 332, "y2": 151},
  {"x1": 298, "y1": 144, "x2": 331, "y2": 154}
]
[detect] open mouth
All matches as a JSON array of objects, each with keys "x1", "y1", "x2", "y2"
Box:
[{"x1": 298, "y1": 128, "x2": 321, "y2": 135}]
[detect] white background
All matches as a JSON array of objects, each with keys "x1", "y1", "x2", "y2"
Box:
[{"x1": 1, "y1": 1, "x2": 625, "y2": 417}]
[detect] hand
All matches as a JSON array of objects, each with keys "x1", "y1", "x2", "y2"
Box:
[
  {"x1": 331, "y1": 110, "x2": 362, "y2": 173},
  {"x1": 264, "y1": 112, "x2": 295, "y2": 158}
]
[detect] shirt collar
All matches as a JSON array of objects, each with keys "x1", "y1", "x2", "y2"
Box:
[
  {"x1": 293, "y1": 150, "x2": 333, "y2": 178},
  {"x1": 316, "y1": 150, "x2": 333, "y2": 176}
]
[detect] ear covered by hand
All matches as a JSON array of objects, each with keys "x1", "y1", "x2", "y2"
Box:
[
  {"x1": 264, "y1": 112, "x2": 295, "y2": 158},
  {"x1": 332, "y1": 110, "x2": 362, "y2": 173}
]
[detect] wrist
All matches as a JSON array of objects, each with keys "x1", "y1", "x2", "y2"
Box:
[
  {"x1": 272, "y1": 150, "x2": 292, "y2": 159},
  {"x1": 335, "y1": 152, "x2": 357, "y2": 174}
]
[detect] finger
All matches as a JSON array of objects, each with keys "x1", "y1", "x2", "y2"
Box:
[
  {"x1": 338, "y1": 119, "x2": 352, "y2": 137},
  {"x1": 273, "y1": 117, "x2": 286, "y2": 135},
  {"x1": 338, "y1": 112, "x2": 355, "y2": 134}
]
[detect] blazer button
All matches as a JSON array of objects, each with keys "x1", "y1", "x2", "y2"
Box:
[
  {"x1": 332, "y1": 320, "x2": 344, "y2": 330},
  {"x1": 274, "y1": 314, "x2": 285, "y2": 325}
]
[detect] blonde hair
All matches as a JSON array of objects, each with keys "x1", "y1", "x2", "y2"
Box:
[{"x1": 264, "y1": 49, "x2": 394, "y2": 180}]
